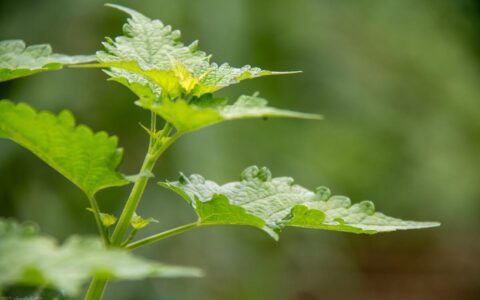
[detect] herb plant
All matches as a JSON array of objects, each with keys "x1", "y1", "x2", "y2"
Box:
[{"x1": 0, "y1": 4, "x2": 440, "y2": 300}]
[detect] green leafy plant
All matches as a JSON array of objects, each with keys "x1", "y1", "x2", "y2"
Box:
[{"x1": 0, "y1": 4, "x2": 439, "y2": 300}]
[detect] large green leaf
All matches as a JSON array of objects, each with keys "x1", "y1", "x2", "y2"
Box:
[
  {"x1": 152, "y1": 94, "x2": 321, "y2": 133},
  {"x1": 0, "y1": 219, "x2": 202, "y2": 296},
  {"x1": 160, "y1": 166, "x2": 440, "y2": 240},
  {"x1": 0, "y1": 40, "x2": 95, "y2": 82},
  {"x1": 96, "y1": 4, "x2": 298, "y2": 101},
  {"x1": 0, "y1": 100, "x2": 128, "y2": 196}
]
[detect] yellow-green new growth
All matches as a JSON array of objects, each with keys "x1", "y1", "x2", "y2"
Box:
[{"x1": 98, "y1": 4, "x2": 300, "y2": 101}]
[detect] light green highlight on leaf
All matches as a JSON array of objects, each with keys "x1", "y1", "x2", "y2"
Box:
[
  {"x1": 0, "y1": 219, "x2": 203, "y2": 296},
  {"x1": 130, "y1": 212, "x2": 159, "y2": 230},
  {"x1": 0, "y1": 40, "x2": 95, "y2": 82},
  {"x1": 153, "y1": 94, "x2": 322, "y2": 133},
  {"x1": 0, "y1": 100, "x2": 129, "y2": 196},
  {"x1": 194, "y1": 196, "x2": 266, "y2": 228},
  {"x1": 86, "y1": 208, "x2": 117, "y2": 227},
  {"x1": 160, "y1": 166, "x2": 440, "y2": 240}
]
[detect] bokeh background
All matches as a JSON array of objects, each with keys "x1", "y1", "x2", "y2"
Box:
[{"x1": 1, "y1": 0, "x2": 480, "y2": 299}]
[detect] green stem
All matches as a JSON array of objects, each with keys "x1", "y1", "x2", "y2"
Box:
[
  {"x1": 110, "y1": 151, "x2": 159, "y2": 245},
  {"x1": 87, "y1": 195, "x2": 109, "y2": 246},
  {"x1": 110, "y1": 130, "x2": 181, "y2": 246},
  {"x1": 121, "y1": 229, "x2": 138, "y2": 247},
  {"x1": 85, "y1": 118, "x2": 180, "y2": 299},
  {"x1": 126, "y1": 222, "x2": 199, "y2": 250},
  {"x1": 84, "y1": 276, "x2": 108, "y2": 300},
  {"x1": 149, "y1": 111, "x2": 156, "y2": 146}
]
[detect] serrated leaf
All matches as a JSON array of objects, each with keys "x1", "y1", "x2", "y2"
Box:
[
  {"x1": 160, "y1": 166, "x2": 440, "y2": 240},
  {"x1": 130, "y1": 212, "x2": 159, "y2": 230},
  {"x1": 152, "y1": 94, "x2": 322, "y2": 133},
  {"x1": 0, "y1": 100, "x2": 128, "y2": 196},
  {"x1": 0, "y1": 219, "x2": 202, "y2": 296},
  {"x1": 0, "y1": 40, "x2": 95, "y2": 82},
  {"x1": 86, "y1": 208, "x2": 117, "y2": 227},
  {"x1": 95, "y1": 4, "x2": 298, "y2": 101}
]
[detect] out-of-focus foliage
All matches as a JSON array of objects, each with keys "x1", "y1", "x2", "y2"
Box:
[
  {"x1": 0, "y1": 219, "x2": 202, "y2": 297},
  {"x1": 0, "y1": 40, "x2": 94, "y2": 82},
  {"x1": 1, "y1": 0, "x2": 479, "y2": 299}
]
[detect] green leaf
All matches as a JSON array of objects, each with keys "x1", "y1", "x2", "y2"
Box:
[
  {"x1": 0, "y1": 219, "x2": 202, "y2": 296},
  {"x1": 160, "y1": 166, "x2": 440, "y2": 240},
  {"x1": 86, "y1": 208, "x2": 117, "y2": 227},
  {"x1": 0, "y1": 40, "x2": 95, "y2": 82},
  {"x1": 0, "y1": 100, "x2": 128, "y2": 196},
  {"x1": 95, "y1": 4, "x2": 299, "y2": 101},
  {"x1": 130, "y1": 212, "x2": 159, "y2": 230},
  {"x1": 153, "y1": 94, "x2": 322, "y2": 133}
]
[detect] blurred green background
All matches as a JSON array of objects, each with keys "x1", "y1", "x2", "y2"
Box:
[{"x1": 1, "y1": 0, "x2": 479, "y2": 299}]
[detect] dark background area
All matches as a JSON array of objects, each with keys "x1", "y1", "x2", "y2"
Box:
[{"x1": 1, "y1": 0, "x2": 479, "y2": 299}]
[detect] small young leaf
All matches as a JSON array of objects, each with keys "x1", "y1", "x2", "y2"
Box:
[
  {"x1": 153, "y1": 94, "x2": 322, "y2": 133},
  {"x1": 86, "y1": 208, "x2": 117, "y2": 227},
  {"x1": 0, "y1": 40, "x2": 95, "y2": 82},
  {"x1": 95, "y1": 4, "x2": 298, "y2": 100},
  {"x1": 131, "y1": 212, "x2": 159, "y2": 230},
  {"x1": 0, "y1": 219, "x2": 202, "y2": 296},
  {"x1": 0, "y1": 100, "x2": 129, "y2": 196},
  {"x1": 160, "y1": 166, "x2": 440, "y2": 240},
  {"x1": 124, "y1": 170, "x2": 155, "y2": 183}
]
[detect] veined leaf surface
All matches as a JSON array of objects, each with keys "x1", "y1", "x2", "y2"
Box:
[
  {"x1": 160, "y1": 166, "x2": 440, "y2": 240},
  {"x1": 96, "y1": 4, "x2": 298, "y2": 101},
  {"x1": 0, "y1": 100, "x2": 128, "y2": 196}
]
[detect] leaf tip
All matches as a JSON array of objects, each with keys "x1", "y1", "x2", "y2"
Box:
[
  {"x1": 308, "y1": 113, "x2": 323, "y2": 120},
  {"x1": 421, "y1": 221, "x2": 441, "y2": 228},
  {"x1": 271, "y1": 70, "x2": 303, "y2": 76},
  {"x1": 105, "y1": 3, "x2": 142, "y2": 18},
  {"x1": 263, "y1": 227, "x2": 280, "y2": 241}
]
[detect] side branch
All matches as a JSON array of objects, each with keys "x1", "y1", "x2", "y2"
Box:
[{"x1": 126, "y1": 222, "x2": 199, "y2": 250}]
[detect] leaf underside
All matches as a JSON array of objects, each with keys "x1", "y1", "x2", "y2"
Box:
[
  {"x1": 0, "y1": 40, "x2": 95, "y2": 82},
  {"x1": 161, "y1": 166, "x2": 440, "y2": 240},
  {"x1": 153, "y1": 94, "x2": 321, "y2": 133},
  {"x1": 0, "y1": 100, "x2": 128, "y2": 196},
  {"x1": 0, "y1": 219, "x2": 202, "y2": 296}
]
